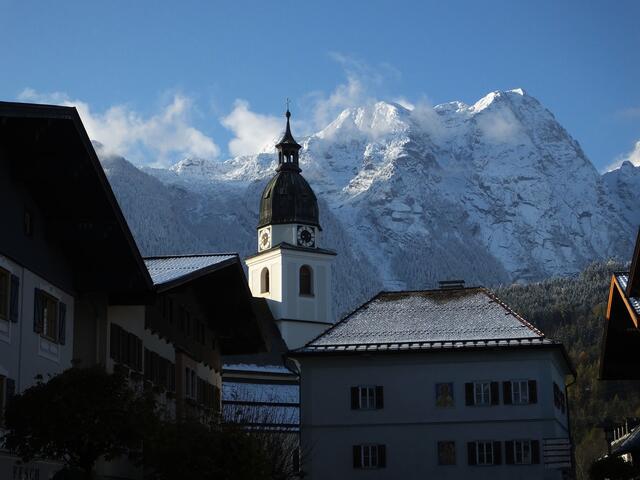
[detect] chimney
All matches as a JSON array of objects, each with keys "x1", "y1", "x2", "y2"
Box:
[{"x1": 438, "y1": 280, "x2": 465, "y2": 290}]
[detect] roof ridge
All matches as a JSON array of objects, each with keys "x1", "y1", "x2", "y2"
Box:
[{"x1": 144, "y1": 252, "x2": 239, "y2": 260}]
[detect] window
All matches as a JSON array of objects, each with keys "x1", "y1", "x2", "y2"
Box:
[
  {"x1": 438, "y1": 441, "x2": 456, "y2": 465},
  {"x1": 0, "y1": 375, "x2": 16, "y2": 426},
  {"x1": 111, "y1": 324, "x2": 142, "y2": 371},
  {"x1": 466, "y1": 381, "x2": 499, "y2": 406},
  {"x1": 553, "y1": 382, "x2": 566, "y2": 413},
  {"x1": 260, "y1": 268, "x2": 270, "y2": 293},
  {"x1": 299, "y1": 265, "x2": 313, "y2": 296},
  {"x1": 351, "y1": 386, "x2": 383, "y2": 410},
  {"x1": 353, "y1": 445, "x2": 386, "y2": 469},
  {"x1": 504, "y1": 380, "x2": 537, "y2": 405},
  {"x1": 468, "y1": 441, "x2": 501, "y2": 466},
  {"x1": 506, "y1": 440, "x2": 540, "y2": 465},
  {"x1": 0, "y1": 268, "x2": 9, "y2": 321},
  {"x1": 185, "y1": 367, "x2": 197, "y2": 400},
  {"x1": 512, "y1": 380, "x2": 528, "y2": 404},
  {"x1": 34, "y1": 289, "x2": 66, "y2": 345},
  {"x1": 435, "y1": 382, "x2": 454, "y2": 407}
]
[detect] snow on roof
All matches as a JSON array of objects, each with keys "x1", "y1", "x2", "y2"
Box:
[
  {"x1": 615, "y1": 273, "x2": 640, "y2": 316},
  {"x1": 295, "y1": 287, "x2": 547, "y2": 354},
  {"x1": 223, "y1": 382, "x2": 298, "y2": 404},
  {"x1": 223, "y1": 363, "x2": 292, "y2": 375},
  {"x1": 144, "y1": 254, "x2": 237, "y2": 286}
]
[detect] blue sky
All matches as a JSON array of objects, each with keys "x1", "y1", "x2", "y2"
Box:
[{"x1": 1, "y1": 0, "x2": 638, "y2": 170}]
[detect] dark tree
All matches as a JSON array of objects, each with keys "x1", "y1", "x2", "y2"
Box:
[
  {"x1": 2, "y1": 366, "x2": 155, "y2": 480},
  {"x1": 143, "y1": 420, "x2": 271, "y2": 480}
]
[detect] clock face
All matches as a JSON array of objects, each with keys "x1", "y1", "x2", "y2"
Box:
[
  {"x1": 259, "y1": 228, "x2": 271, "y2": 251},
  {"x1": 297, "y1": 225, "x2": 316, "y2": 248}
]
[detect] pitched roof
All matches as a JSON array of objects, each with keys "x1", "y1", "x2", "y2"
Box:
[
  {"x1": 614, "y1": 273, "x2": 640, "y2": 318},
  {"x1": 293, "y1": 287, "x2": 555, "y2": 354},
  {"x1": 0, "y1": 101, "x2": 152, "y2": 294},
  {"x1": 144, "y1": 253, "x2": 237, "y2": 289}
]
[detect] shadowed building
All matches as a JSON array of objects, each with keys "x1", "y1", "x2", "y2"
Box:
[
  {"x1": 0, "y1": 102, "x2": 266, "y2": 479},
  {"x1": 600, "y1": 228, "x2": 640, "y2": 465}
]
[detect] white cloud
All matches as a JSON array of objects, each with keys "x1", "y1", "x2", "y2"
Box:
[
  {"x1": 606, "y1": 140, "x2": 640, "y2": 171},
  {"x1": 393, "y1": 97, "x2": 415, "y2": 111},
  {"x1": 307, "y1": 53, "x2": 400, "y2": 129},
  {"x1": 220, "y1": 100, "x2": 282, "y2": 157},
  {"x1": 476, "y1": 108, "x2": 522, "y2": 143},
  {"x1": 18, "y1": 88, "x2": 219, "y2": 166},
  {"x1": 409, "y1": 97, "x2": 446, "y2": 141}
]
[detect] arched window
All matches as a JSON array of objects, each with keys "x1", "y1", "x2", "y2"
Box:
[
  {"x1": 299, "y1": 265, "x2": 313, "y2": 296},
  {"x1": 260, "y1": 268, "x2": 270, "y2": 293}
]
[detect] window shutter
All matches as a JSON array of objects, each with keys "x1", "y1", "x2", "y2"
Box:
[
  {"x1": 144, "y1": 348, "x2": 151, "y2": 380},
  {"x1": 505, "y1": 441, "x2": 514, "y2": 464},
  {"x1": 503, "y1": 381, "x2": 512, "y2": 405},
  {"x1": 465, "y1": 383, "x2": 474, "y2": 406},
  {"x1": 58, "y1": 302, "x2": 66, "y2": 345},
  {"x1": 5, "y1": 378, "x2": 16, "y2": 405},
  {"x1": 528, "y1": 380, "x2": 537, "y2": 404},
  {"x1": 467, "y1": 442, "x2": 477, "y2": 465},
  {"x1": 9, "y1": 275, "x2": 19, "y2": 323},
  {"x1": 490, "y1": 382, "x2": 499, "y2": 405},
  {"x1": 353, "y1": 445, "x2": 362, "y2": 468},
  {"x1": 378, "y1": 444, "x2": 386, "y2": 468},
  {"x1": 351, "y1": 387, "x2": 359, "y2": 409},
  {"x1": 531, "y1": 440, "x2": 540, "y2": 464},
  {"x1": 493, "y1": 441, "x2": 502, "y2": 465},
  {"x1": 110, "y1": 324, "x2": 118, "y2": 360},
  {"x1": 33, "y1": 289, "x2": 43, "y2": 334},
  {"x1": 375, "y1": 386, "x2": 384, "y2": 409},
  {"x1": 214, "y1": 385, "x2": 221, "y2": 413}
]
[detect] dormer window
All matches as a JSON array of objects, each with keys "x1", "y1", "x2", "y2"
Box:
[{"x1": 299, "y1": 265, "x2": 313, "y2": 296}]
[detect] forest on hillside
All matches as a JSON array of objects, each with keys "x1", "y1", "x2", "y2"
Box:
[{"x1": 497, "y1": 261, "x2": 640, "y2": 479}]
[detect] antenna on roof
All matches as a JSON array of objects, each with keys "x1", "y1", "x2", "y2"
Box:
[{"x1": 438, "y1": 280, "x2": 465, "y2": 290}]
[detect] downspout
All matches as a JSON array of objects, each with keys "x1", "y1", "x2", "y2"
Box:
[{"x1": 565, "y1": 375, "x2": 577, "y2": 480}]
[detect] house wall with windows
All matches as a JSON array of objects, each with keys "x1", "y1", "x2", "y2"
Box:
[{"x1": 298, "y1": 348, "x2": 571, "y2": 480}]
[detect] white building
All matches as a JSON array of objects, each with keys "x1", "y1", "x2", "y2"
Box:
[{"x1": 289, "y1": 287, "x2": 575, "y2": 479}]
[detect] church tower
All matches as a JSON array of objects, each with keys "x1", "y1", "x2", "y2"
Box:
[{"x1": 245, "y1": 109, "x2": 336, "y2": 349}]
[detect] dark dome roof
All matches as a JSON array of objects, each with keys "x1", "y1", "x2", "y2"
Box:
[{"x1": 258, "y1": 169, "x2": 320, "y2": 229}]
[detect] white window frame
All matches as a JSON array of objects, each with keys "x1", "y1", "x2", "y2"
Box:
[
  {"x1": 358, "y1": 385, "x2": 376, "y2": 410},
  {"x1": 474, "y1": 381, "x2": 491, "y2": 406},
  {"x1": 361, "y1": 444, "x2": 380, "y2": 468},
  {"x1": 513, "y1": 440, "x2": 532, "y2": 465},
  {"x1": 511, "y1": 380, "x2": 529, "y2": 404},
  {"x1": 476, "y1": 441, "x2": 494, "y2": 465}
]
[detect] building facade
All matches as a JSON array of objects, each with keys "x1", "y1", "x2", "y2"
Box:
[
  {"x1": 0, "y1": 102, "x2": 266, "y2": 480},
  {"x1": 290, "y1": 288, "x2": 574, "y2": 479}
]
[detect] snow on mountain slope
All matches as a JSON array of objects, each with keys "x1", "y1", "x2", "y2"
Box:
[
  {"x1": 602, "y1": 161, "x2": 640, "y2": 229},
  {"x1": 100, "y1": 89, "x2": 638, "y2": 318}
]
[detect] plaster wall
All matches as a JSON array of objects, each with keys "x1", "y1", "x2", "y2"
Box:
[{"x1": 298, "y1": 349, "x2": 572, "y2": 480}]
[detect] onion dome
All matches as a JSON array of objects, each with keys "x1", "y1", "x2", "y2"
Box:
[{"x1": 258, "y1": 109, "x2": 320, "y2": 229}]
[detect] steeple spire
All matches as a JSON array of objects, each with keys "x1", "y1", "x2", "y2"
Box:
[{"x1": 276, "y1": 106, "x2": 302, "y2": 172}]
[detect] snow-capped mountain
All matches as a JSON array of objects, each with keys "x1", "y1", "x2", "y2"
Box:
[{"x1": 100, "y1": 89, "x2": 638, "y2": 317}]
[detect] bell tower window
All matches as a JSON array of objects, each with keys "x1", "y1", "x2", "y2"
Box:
[
  {"x1": 261, "y1": 268, "x2": 270, "y2": 294},
  {"x1": 299, "y1": 265, "x2": 313, "y2": 296}
]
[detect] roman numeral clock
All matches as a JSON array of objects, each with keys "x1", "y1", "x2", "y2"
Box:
[{"x1": 297, "y1": 225, "x2": 315, "y2": 248}]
